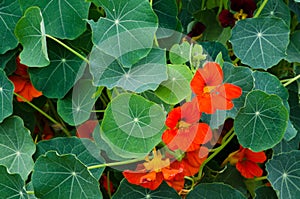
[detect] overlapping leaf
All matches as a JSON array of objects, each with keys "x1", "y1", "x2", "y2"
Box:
[
  {"x1": 0, "y1": 116, "x2": 36, "y2": 180},
  {"x1": 254, "y1": 186, "x2": 278, "y2": 199},
  {"x1": 100, "y1": 93, "x2": 165, "y2": 158},
  {"x1": 15, "y1": 6, "x2": 49, "y2": 67},
  {"x1": 285, "y1": 31, "x2": 300, "y2": 63},
  {"x1": 0, "y1": 69, "x2": 14, "y2": 122},
  {"x1": 32, "y1": 151, "x2": 102, "y2": 199},
  {"x1": 169, "y1": 42, "x2": 190, "y2": 64},
  {"x1": 28, "y1": 40, "x2": 85, "y2": 98},
  {"x1": 0, "y1": 0, "x2": 21, "y2": 54},
  {"x1": 90, "y1": 48, "x2": 167, "y2": 93},
  {"x1": 19, "y1": 0, "x2": 90, "y2": 39},
  {"x1": 260, "y1": 0, "x2": 291, "y2": 26},
  {"x1": 273, "y1": 131, "x2": 300, "y2": 155},
  {"x1": 0, "y1": 165, "x2": 27, "y2": 199},
  {"x1": 266, "y1": 151, "x2": 300, "y2": 199},
  {"x1": 230, "y1": 18, "x2": 290, "y2": 69},
  {"x1": 155, "y1": 64, "x2": 193, "y2": 104},
  {"x1": 234, "y1": 90, "x2": 288, "y2": 151},
  {"x1": 112, "y1": 179, "x2": 181, "y2": 199}
]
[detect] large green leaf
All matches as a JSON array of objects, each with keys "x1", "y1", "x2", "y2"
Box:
[
  {"x1": 273, "y1": 132, "x2": 300, "y2": 155},
  {"x1": 0, "y1": 165, "x2": 27, "y2": 199},
  {"x1": 201, "y1": 42, "x2": 231, "y2": 62},
  {"x1": 155, "y1": 64, "x2": 193, "y2": 105},
  {"x1": 186, "y1": 183, "x2": 247, "y2": 199},
  {"x1": 89, "y1": 48, "x2": 167, "y2": 93},
  {"x1": 101, "y1": 93, "x2": 165, "y2": 158},
  {"x1": 254, "y1": 186, "x2": 278, "y2": 199},
  {"x1": 88, "y1": 0, "x2": 158, "y2": 67},
  {"x1": 29, "y1": 40, "x2": 85, "y2": 98},
  {"x1": 19, "y1": 0, "x2": 90, "y2": 39},
  {"x1": 0, "y1": 0, "x2": 21, "y2": 54},
  {"x1": 0, "y1": 69, "x2": 14, "y2": 122},
  {"x1": 112, "y1": 179, "x2": 181, "y2": 199},
  {"x1": 15, "y1": 6, "x2": 49, "y2": 67},
  {"x1": 32, "y1": 151, "x2": 102, "y2": 199},
  {"x1": 266, "y1": 151, "x2": 300, "y2": 199},
  {"x1": 33, "y1": 137, "x2": 105, "y2": 180},
  {"x1": 259, "y1": 0, "x2": 291, "y2": 26},
  {"x1": 230, "y1": 18, "x2": 289, "y2": 69},
  {"x1": 0, "y1": 116, "x2": 35, "y2": 180},
  {"x1": 285, "y1": 31, "x2": 300, "y2": 63},
  {"x1": 234, "y1": 90, "x2": 288, "y2": 152},
  {"x1": 57, "y1": 79, "x2": 99, "y2": 126}
]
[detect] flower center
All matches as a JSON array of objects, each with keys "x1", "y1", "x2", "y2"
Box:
[
  {"x1": 234, "y1": 9, "x2": 248, "y2": 20},
  {"x1": 143, "y1": 149, "x2": 170, "y2": 172},
  {"x1": 177, "y1": 121, "x2": 191, "y2": 129},
  {"x1": 203, "y1": 85, "x2": 217, "y2": 93}
]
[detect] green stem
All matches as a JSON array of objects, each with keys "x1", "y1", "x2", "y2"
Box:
[
  {"x1": 209, "y1": 128, "x2": 234, "y2": 152},
  {"x1": 283, "y1": 74, "x2": 300, "y2": 87},
  {"x1": 26, "y1": 191, "x2": 35, "y2": 194},
  {"x1": 253, "y1": 176, "x2": 268, "y2": 181},
  {"x1": 232, "y1": 57, "x2": 240, "y2": 65},
  {"x1": 14, "y1": 93, "x2": 71, "y2": 137},
  {"x1": 217, "y1": 0, "x2": 223, "y2": 15},
  {"x1": 201, "y1": 0, "x2": 206, "y2": 10},
  {"x1": 194, "y1": 130, "x2": 236, "y2": 182},
  {"x1": 184, "y1": 176, "x2": 195, "y2": 189},
  {"x1": 87, "y1": 157, "x2": 145, "y2": 170},
  {"x1": 91, "y1": 110, "x2": 106, "y2": 113},
  {"x1": 46, "y1": 34, "x2": 90, "y2": 64},
  {"x1": 253, "y1": 0, "x2": 268, "y2": 18},
  {"x1": 47, "y1": 99, "x2": 68, "y2": 131}
]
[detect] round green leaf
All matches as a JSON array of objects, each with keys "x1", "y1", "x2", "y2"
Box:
[
  {"x1": 57, "y1": 79, "x2": 98, "y2": 126},
  {"x1": 90, "y1": 48, "x2": 167, "y2": 93},
  {"x1": 88, "y1": 0, "x2": 158, "y2": 67},
  {"x1": 33, "y1": 137, "x2": 105, "y2": 180},
  {"x1": 15, "y1": 6, "x2": 49, "y2": 67},
  {"x1": 19, "y1": 0, "x2": 90, "y2": 39},
  {"x1": 230, "y1": 18, "x2": 290, "y2": 69},
  {"x1": 169, "y1": 42, "x2": 190, "y2": 64},
  {"x1": 0, "y1": 165, "x2": 27, "y2": 199},
  {"x1": 285, "y1": 31, "x2": 300, "y2": 63},
  {"x1": 0, "y1": 69, "x2": 14, "y2": 122},
  {"x1": 234, "y1": 90, "x2": 288, "y2": 152},
  {"x1": 201, "y1": 42, "x2": 231, "y2": 62},
  {"x1": 112, "y1": 179, "x2": 181, "y2": 199},
  {"x1": 28, "y1": 40, "x2": 85, "y2": 98},
  {"x1": 0, "y1": 116, "x2": 36, "y2": 180},
  {"x1": 186, "y1": 183, "x2": 247, "y2": 199},
  {"x1": 0, "y1": 0, "x2": 21, "y2": 54},
  {"x1": 266, "y1": 151, "x2": 300, "y2": 199},
  {"x1": 101, "y1": 93, "x2": 165, "y2": 158},
  {"x1": 32, "y1": 151, "x2": 102, "y2": 199},
  {"x1": 155, "y1": 64, "x2": 193, "y2": 105}
]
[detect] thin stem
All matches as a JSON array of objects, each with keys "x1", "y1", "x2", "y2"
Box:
[
  {"x1": 232, "y1": 57, "x2": 240, "y2": 65},
  {"x1": 209, "y1": 128, "x2": 234, "y2": 152},
  {"x1": 46, "y1": 34, "x2": 90, "y2": 64},
  {"x1": 217, "y1": 0, "x2": 223, "y2": 15},
  {"x1": 14, "y1": 93, "x2": 71, "y2": 137},
  {"x1": 253, "y1": 176, "x2": 268, "y2": 181},
  {"x1": 91, "y1": 110, "x2": 106, "y2": 113},
  {"x1": 253, "y1": 0, "x2": 268, "y2": 18},
  {"x1": 201, "y1": 0, "x2": 206, "y2": 10},
  {"x1": 283, "y1": 74, "x2": 300, "y2": 87},
  {"x1": 184, "y1": 176, "x2": 195, "y2": 189},
  {"x1": 87, "y1": 157, "x2": 145, "y2": 170},
  {"x1": 194, "y1": 130, "x2": 236, "y2": 182},
  {"x1": 26, "y1": 191, "x2": 35, "y2": 194}
]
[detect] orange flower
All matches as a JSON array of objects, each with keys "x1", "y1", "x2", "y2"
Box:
[
  {"x1": 222, "y1": 146, "x2": 267, "y2": 178},
  {"x1": 9, "y1": 56, "x2": 42, "y2": 102},
  {"x1": 123, "y1": 149, "x2": 184, "y2": 191},
  {"x1": 190, "y1": 62, "x2": 242, "y2": 114},
  {"x1": 162, "y1": 101, "x2": 212, "y2": 152}
]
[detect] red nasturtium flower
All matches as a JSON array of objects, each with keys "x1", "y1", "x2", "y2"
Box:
[
  {"x1": 123, "y1": 149, "x2": 185, "y2": 191},
  {"x1": 9, "y1": 56, "x2": 42, "y2": 102},
  {"x1": 190, "y1": 62, "x2": 242, "y2": 114},
  {"x1": 223, "y1": 146, "x2": 267, "y2": 178},
  {"x1": 162, "y1": 101, "x2": 212, "y2": 152}
]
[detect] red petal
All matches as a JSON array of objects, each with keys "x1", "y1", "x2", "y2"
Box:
[
  {"x1": 76, "y1": 120, "x2": 98, "y2": 139},
  {"x1": 244, "y1": 149, "x2": 267, "y2": 163},
  {"x1": 123, "y1": 170, "x2": 164, "y2": 190},
  {"x1": 190, "y1": 70, "x2": 206, "y2": 95},
  {"x1": 212, "y1": 95, "x2": 234, "y2": 111},
  {"x1": 218, "y1": 9, "x2": 236, "y2": 27},
  {"x1": 218, "y1": 84, "x2": 242, "y2": 100},
  {"x1": 9, "y1": 76, "x2": 26, "y2": 92},
  {"x1": 236, "y1": 161, "x2": 263, "y2": 178},
  {"x1": 196, "y1": 95, "x2": 216, "y2": 114},
  {"x1": 165, "y1": 107, "x2": 181, "y2": 128},
  {"x1": 201, "y1": 62, "x2": 223, "y2": 86},
  {"x1": 181, "y1": 101, "x2": 201, "y2": 123},
  {"x1": 193, "y1": 123, "x2": 213, "y2": 145}
]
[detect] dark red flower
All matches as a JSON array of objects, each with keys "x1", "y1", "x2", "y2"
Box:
[
  {"x1": 223, "y1": 146, "x2": 267, "y2": 178},
  {"x1": 190, "y1": 62, "x2": 242, "y2": 114},
  {"x1": 218, "y1": 9, "x2": 236, "y2": 28},
  {"x1": 76, "y1": 120, "x2": 98, "y2": 139},
  {"x1": 230, "y1": 0, "x2": 257, "y2": 17},
  {"x1": 100, "y1": 174, "x2": 115, "y2": 194},
  {"x1": 162, "y1": 101, "x2": 212, "y2": 152},
  {"x1": 184, "y1": 22, "x2": 206, "y2": 42}
]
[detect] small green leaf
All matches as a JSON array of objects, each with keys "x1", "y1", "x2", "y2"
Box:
[
  {"x1": 169, "y1": 41, "x2": 190, "y2": 64},
  {"x1": 33, "y1": 137, "x2": 105, "y2": 180},
  {"x1": 57, "y1": 79, "x2": 98, "y2": 126},
  {"x1": 32, "y1": 151, "x2": 102, "y2": 199},
  {"x1": 254, "y1": 186, "x2": 278, "y2": 199},
  {"x1": 0, "y1": 116, "x2": 36, "y2": 180},
  {"x1": 28, "y1": 40, "x2": 85, "y2": 98},
  {"x1": 90, "y1": 48, "x2": 167, "y2": 93},
  {"x1": 285, "y1": 31, "x2": 300, "y2": 63},
  {"x1": 15, "y1": 7, "x2": 49, "y2": 67},
  {"x1": 0, "y1": 49, "x2": 18, "y2": 70},
  {"x1": 155, "y1": 64, "x2": 193, "y2": 105},
  {"x1": 0, "y1": 165, "x2": 27, "y2": 199},
  {"x1": 19, "y1": 0, "x2": 91, "y2": 39},
  {"x1": 234, "y1": 90, "x2": 288, "y2": 152},
  {"x1": 201, "y1": 42, "x2": 231, "y2": 62},
  {"x1": 186, "y1": 183, "x2": 247, "y2": 199},
  {"x1": 0, "y1": 0, "x2": 21, "y2": 54},
  {"x1": 266, "y1": 151, "x2": 300, "y2": 199},
  {"x1": 112, "y1": 179, "x2": 181, "y2": 199},
  {"x1": 101, "y1": 93, "x2": 165, "y2": 158},
  {"x1": 0, "y1": 69, "x2": 14, "y2": 122},
  {"x1": 230, "y1": 18, "x2": 290, "y2": 69}
]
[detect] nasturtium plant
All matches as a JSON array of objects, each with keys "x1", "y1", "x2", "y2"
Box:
[{"x1": 0, "y1": 0, "x2": 299, "y2": 198}]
